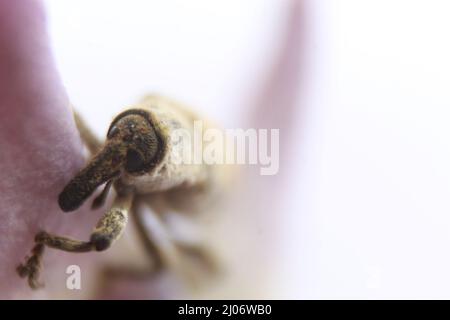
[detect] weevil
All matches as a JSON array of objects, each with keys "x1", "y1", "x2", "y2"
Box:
[{"x1": 17, "y1": 95, "x2": 230, "y2": 289}]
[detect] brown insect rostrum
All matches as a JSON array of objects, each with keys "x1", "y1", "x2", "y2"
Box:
[
  {"x1": 17, "y1": 95, "x2": 224, "y2": 289},
  {"x1": 59, "y1": 110, "x2": 163, "y2": 212}
]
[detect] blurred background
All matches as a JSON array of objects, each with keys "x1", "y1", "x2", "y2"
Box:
[{"x1": 44, "y1": 0, "x2": 450, "y2": 299}]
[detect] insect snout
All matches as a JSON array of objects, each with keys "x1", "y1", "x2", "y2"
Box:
[{"x1": 58, "y1": 111, "x2": 163, "y2": 212}]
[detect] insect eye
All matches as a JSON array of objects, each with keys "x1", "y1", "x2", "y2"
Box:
[
  {"x1": 125, "y1": 149, "x2": 145, "y2": 173},
  {"x1": 107, "y1": 125, "x2": 119, "y2": 139}
]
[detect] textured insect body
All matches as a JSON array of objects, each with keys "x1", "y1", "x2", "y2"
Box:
[
  {"x1": 120, "y1": 96, "x2": 210, "y2": 194},
  {"x1": 121, "y1": 96, "x2": 229, "y2": 215},
  {"x1": 18, "y1": 95, "x2": 228, "y2": 289}
]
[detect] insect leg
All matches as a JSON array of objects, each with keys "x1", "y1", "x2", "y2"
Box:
[
  {"x1": 162, "y1": 210, "x2": 221, "y2": 274},
  {"x1": 73, "y1": 109, "x2": 102, "y2": 155},
  {"x1": 131, "y1": 198, "x2": 181, "y2": 271},
  {"x1": 17, "y1": 192, "x2": 133, "y2": 289},
  {"x1": 134, "y1": 197, "x2": 219, "y2": 286},
  {"x1": 172, "y1": 241, "x2": 220, "y2": 274},
  {"x1": 92, "y1": 198, "x2": 180, "y2": 296}
]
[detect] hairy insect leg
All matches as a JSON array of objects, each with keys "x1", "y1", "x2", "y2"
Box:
[
  {"x1": 93, "y1": 197, "x2": 219, "y2": 294},
  {"x1": 173, "y1": 241, "x2": 221, "y2": 275},
  {"x1": 131, "y1": 198, "x2": 181, "y2": 272},
  {"x1": 92, "y1": 199, "x2": 178, "y2": 296},
  {"x1": 162, "y1": 210, "x2": 221, "y2": 274},
  {"x1": 73, "y1": 109, "x2": 102, "y2": 155},
  {"x1": 17, "y1": 192, "x2": 133, "y2": 289},
  {"x1": 16, "y1": 243, "x2": 46, "y2": 289},
  {"x1": 135, "y1": 197, "x2": 220, "y2": 285}
]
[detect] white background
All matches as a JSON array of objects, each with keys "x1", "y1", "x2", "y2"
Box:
[{"x1": 45, "y1": 0, "x2": 450, "y2": 298}]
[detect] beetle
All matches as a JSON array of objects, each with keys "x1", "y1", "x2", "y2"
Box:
[{"x1": 17, "y1": 95, "x2": 230, "y2": 289}]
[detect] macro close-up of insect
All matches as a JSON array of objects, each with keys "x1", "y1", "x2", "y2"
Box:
[
  {"x1": 17, "y1": 95, "x2": 230, "y2": 290},
  {"x1": 11, "y1": 0, "x2": 450, "y2": 306},
  {"x1": 0, "y1": 0, "x2": 303, "y2": 302},
  {"x1": 0, "y1": 0, "x2": 304, "y2": 302}
]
